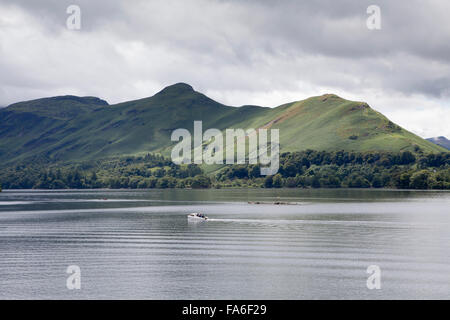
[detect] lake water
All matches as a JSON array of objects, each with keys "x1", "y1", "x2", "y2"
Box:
[{"x1": 0, "y1": 188, "x2": 449, "y2": 299}]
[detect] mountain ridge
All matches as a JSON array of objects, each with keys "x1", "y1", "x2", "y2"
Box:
[
  {"x1": 427, "y1": 136, "x2": 450, "y2": 150},
  {"x1": 0, "y1": 83, "x2": 446, "y2": 166}
]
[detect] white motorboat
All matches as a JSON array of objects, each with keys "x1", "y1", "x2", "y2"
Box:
[{"x1": 187, "y1": 212, "x2": 208, "y2": 221}]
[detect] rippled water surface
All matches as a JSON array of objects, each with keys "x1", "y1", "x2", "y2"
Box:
[{"x1": 0, "y1": 188, "x2": 449, "y2": 299}]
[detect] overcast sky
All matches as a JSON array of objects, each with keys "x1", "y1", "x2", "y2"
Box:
[{"x1": 0, "y1": 0, "x2": 449, "y2": 138}]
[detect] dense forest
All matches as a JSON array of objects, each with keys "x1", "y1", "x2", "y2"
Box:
[
  {"x1": 0, "y1": 154, "x2": 211, "y2": 190},
  {"x1": 217, "y1": 150, "x2": 450, "y2": 189},
  {"x1": 0, "y1": 150, "x2": 449, "y2": 190}
]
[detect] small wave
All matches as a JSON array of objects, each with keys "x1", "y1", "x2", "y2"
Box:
[
  {"x1": 0, "y1": 201, "x2": 34, "y2": 205},
  {"x1": 42, "y1": 198, "x2": 150, "y2": 203},
  {"x1": 206, "y1": 218, "x2": 442, "y2": 228}
]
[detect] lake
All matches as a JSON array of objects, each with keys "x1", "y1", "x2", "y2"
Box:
[{"x1": 0, "y1": 188, "x2": 449, "y2": 299}]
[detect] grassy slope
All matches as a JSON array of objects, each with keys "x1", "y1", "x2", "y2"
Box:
[
  {"x1": 39, "y1": 84, "x2": 243, "y2": 161},
  {"x1": 6, "y1": 96, "x2": 108, "y2": 120},
  {"x1": 0, "y1": 96, "x2": 109, "y2": 162},
  {"x1": 264, "y1": 94, "x2": 444, "y2": 153},
  {"x1": 0, "y1": 84, "x2": 446, "y2": 166}
]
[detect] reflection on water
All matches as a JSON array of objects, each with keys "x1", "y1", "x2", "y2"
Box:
[{"x1": 0, "y1": 188, "x2": 449, "y2": 299}]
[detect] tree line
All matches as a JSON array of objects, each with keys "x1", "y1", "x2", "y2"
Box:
[
  {"x1": 0, "y1": 154, "x2": 211, "y2": 189},
  {"x1": 217, "y1": 150, "x2": 450, "y2": 189},
  {"x1": 0, "y1": 150, "x2": 449, "y2": 190}
]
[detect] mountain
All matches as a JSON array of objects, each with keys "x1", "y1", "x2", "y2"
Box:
[
  {"x1": 0, "y1": 83, "x2": 446, "y2": 165},
  {"x1": 5, "y1": 95, "x2": 108, "y2": 120},
  {"x1": 426, "y1": 136, "x2": 450, "y2": 150},
  {"x1": 0, "y1": 96, "x2": 109, "y2": 164}
]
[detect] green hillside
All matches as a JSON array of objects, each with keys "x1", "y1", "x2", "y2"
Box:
[
  {"x1": 0, "y1": 83, "x2": 445, "y2": 166},
  {"x1": 0, "y1": 96, "x2": 109, "y2": 163},
  {"x1": 261, "y1": 94, "x2": 443, "y2": 153},
  {"x1": 6, "y1": 96, "x2": 108, "y2": 120}
]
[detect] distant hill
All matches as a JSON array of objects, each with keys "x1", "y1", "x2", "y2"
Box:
[
  {"x1": 427, "y1": 136, "x2": 450, "y2": 150},
  {"x1": 0, "y1": 83, "x2": 446, "y2": 166},
  {"x1": 6, "y1": 96, "x2": 108, "y2": 120}
]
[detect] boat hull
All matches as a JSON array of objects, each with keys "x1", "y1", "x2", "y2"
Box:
[{"x1": 187, "y1": 213, "x2": 208, "y2": 221}]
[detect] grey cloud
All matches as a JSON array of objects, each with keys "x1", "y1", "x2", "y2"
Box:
[
  {"x1": 86, "y1": 0, "x2": 450, "y2": 97},
  {"x1": 0, "y1": 0, "x2": 126, "y2": 31},
  {"x1": 0, "y1": 0, "x2": 449, "y2": 124}
]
